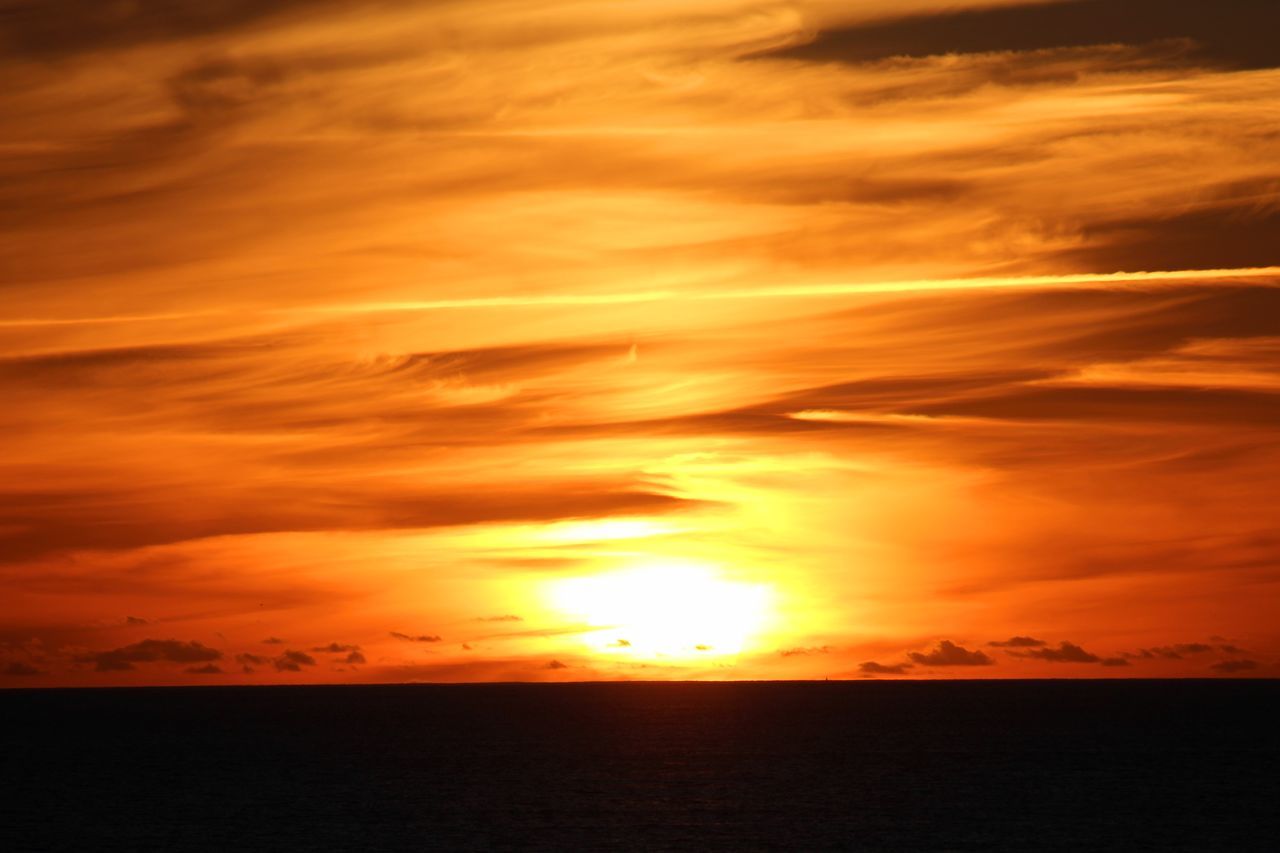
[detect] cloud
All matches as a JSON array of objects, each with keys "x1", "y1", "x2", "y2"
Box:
[
  {"x1": 908, "y1": 641, "x2": 994, "y2": 667},
  {"x1": 1210, "y1": 659, "x2": 1259, "y2": 674},
  {"x1": 988, "y1": 636, "x2": 1046, "y2": 648},
  {"x1": 312, "y1": 642, "x2": 360, "y2": 653},
  {"x1": 0, "y1": 0, "x2": 346, "y2": 60},
  {"x1": 780, "y1": 646, "x2": 832, "y2": 657},
  {"x1": 124, "y1": 616, "x2": 150, "y2": 626},
  {"x1": 185, "y1": 664, "x2": 223, "y2": 674},
  {"x1": 273, "y1": 650, "x2": 317, "y2": 672},
  {"x1": 545, "y1": 660, "x2": 568, "y2": 670},
  {"x1": 262, "y1": 637, "x2": 286, "y2": 645},
  {"x1": 390, "y1": 632, "x2": 442, "y2": 643},
  {"x1": 236, "y1": 653, "x2": 268, "y2": 666},
  {"x1": 1132, "y1": 643, "x2": 1219, "y2": 660},
  {"x1": 1048, "y1": 194, "x2": 1280, "y2": 275},
  {"x1": 0, "y1": 468, "x2": 699, "y2": 565},
  {"x1": 765, "y1": 1, "x2": 1280, "y2": 71},
  {"x1": 1012, "y1": 641, "x2": 1100, "y2": 663},
  {"x1": 344, "y1": 651, "x2": 366, "y2": 664},
  {"x1": 75, "y1": 639, "x2": 222, "y2": 672},
  {"x1": 3, "y1": 661, "x2": 44, "y2": 676},
  {"x1": 859, "y1": 661, "x2": 913, "y2": 675},
  {"x1": 475, "y1": 615, "x2": 523, "y2": 623},
  {"x1": 1100, "y1": 657, "x2": 1131, "y2": 667}
]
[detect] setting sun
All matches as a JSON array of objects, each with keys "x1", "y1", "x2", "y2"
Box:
[{"x1": 546, "y1": 563, "x2": 774, "y2": 660}]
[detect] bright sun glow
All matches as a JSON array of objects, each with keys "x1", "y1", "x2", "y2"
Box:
[{"x1": 546, "y1": 562, "x2": 774, "y2": 659}]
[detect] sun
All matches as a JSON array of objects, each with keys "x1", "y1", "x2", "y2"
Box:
[{"x1": 546, "y1": 561, "x2": 774, "y2": 659}]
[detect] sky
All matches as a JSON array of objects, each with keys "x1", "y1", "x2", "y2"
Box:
[{"x1": 2, "y1": 0, "x2": 1278, "y2": 685}]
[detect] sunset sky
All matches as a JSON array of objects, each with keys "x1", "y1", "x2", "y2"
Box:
[{"x1": 3, "y1": 0, "x2": 1278, "y2": 685}]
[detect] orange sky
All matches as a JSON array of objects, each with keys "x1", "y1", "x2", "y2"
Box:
[{"x1": 2, "y1": 0, "x2": 1278, "y2": 685}]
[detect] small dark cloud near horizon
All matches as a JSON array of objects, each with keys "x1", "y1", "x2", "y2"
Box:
[
  {"x1": 1100, "y1": 657, "x2": 1130, "y2": 667},
  {"x1": 988, "y1": 636, "x2": 1046, "y2": 648},
  {"x1": 124, "y1": 616, "x2": 150, "y2": 626},
  {"x1": 75, "y1": 638, "x2": 222, "y2": 672},
  {"x1": 1012, "y1": 641, "x2": 1100, "y2": 663},
  {"x1": 1210, "y1": 659, "x2": 1259, "y2": 674},
  {"x1": 262, "y1": 637, "x2": 286, "y2": 645},
  {"x1": 609, "y1": 638, "x2": 632, "y2": 648},
  {"x1": 4, "y1": 661, "x2": 44, "y2": 676},
  {"x1": 390, "y1": 632, "x2": 442, "y2": 642},
  {"x1": 476, "y1": 615, "x2": 523, "y2": 623},
  {"x1": 236, "y1": 653, "x2": 268, "y2": 666},
  {"x1": 909, "y1": 641, "x2": 994, "y2": 667},
  {"x1": 859, "y1": 661, "x2": 914, "y2": 675},
  {"x1": 545, "y1": 660, "x2": 568, "y2": 670},
  {"x1": 274, "y1": 650, "x2": 316, "y2": 672},
  {"x1": 344, "y1": 650, "x2": 365, "y2": 664},
  {"x1": 1128, "y1": 643, "x2": 1219, "y2": 660},
  {"x1": 312, "y1": 642, "x2": 360, "y2": 653},
  {"x1": 185, "y1": 664, "x2": 223, "y2": 674}
]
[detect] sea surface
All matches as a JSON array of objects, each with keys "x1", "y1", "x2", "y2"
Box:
[{"x1": 2, "y1": 680, "x2": 1277, "y2": 851}]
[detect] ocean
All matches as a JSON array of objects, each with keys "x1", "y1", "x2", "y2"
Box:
[{"x1": 3, "y1": 680, "x2": 1277, "y2": 851}]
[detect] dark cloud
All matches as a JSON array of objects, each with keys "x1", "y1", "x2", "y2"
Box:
[
  {"x1": 1210, "y1": 659, "x2": 1259, "y2": 674},
  {"x1": 859, "y1": 661, "x2": 913, "y2": 675},
  {"x1": 0, "y1": 478, "x2": 699, "y2": 564},
  {"x1": 765, "y1": 1, "x2": 1280, "y2": 71},
  {"x1": 914, "y1": 385, "x2": 1280, "y2": 428},
  {"x1": 4, "y1": 661, "x2": 44, "y2": 676},
  {"x1": 344, "y1": 651, "x2": 366, "y2": 665},
  {"x1": 988, "y1": 636, "x2": 1046, "y2": 648},
  {"x1": 312, "y1": 642, "x2": 360, "y2": 654},
  {"x1": 124, "y1": 616, "x2": 150, "y2": 626},
  {"x1": 0, "y1": 0, "x2": 345, "y2": 60},
  {"x1": 1133, "y1": 643, "x2": 1219, "y2": 660},
  {"x1": 908, "y1": 640, "x2": 994, "y2": 667},
  {"x1": 1013, "y1": 641, "x2": 1100, "y2": 663},
  {"x1": 273, "y1": 650, "x2": 316, "y2": 672},
  {"x1": 475, "y1": 615, "x2": 523, "y2": 623},
  {"x1": 75, "y1": 638, "x2": 222, "y2": 672},
  {"x1": 236, "y1": 653, "x2": 268, "y2": 666},
  {"x1": 185, "y1": 664, "x2": 223, "y2": 674},
  {"x1": 1100, "y1": 657, "x2": 1131, "y2": 667},
  {"x1": 608, "y1": 639, "x2": 631, "y2": 648},
  {"x1": 262, "y1": 637, "x2": 286, "y2": 645},
  {"x1": 544, "y1": 660, "x2": 568, "y2": 670},
  {"x1": 390, "y1": 632, "x2": 442, "y2": 643},
  {"x1": 1049, "y1": 194, "x2": 1280, "y2": 275},
  {"x1": 573, "y1": 284, "x2": 1280, "y2": 448}
]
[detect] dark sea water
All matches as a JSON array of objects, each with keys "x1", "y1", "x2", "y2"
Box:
[{"x1": 2, "y1": 680, "x2": 1277, "y2": 852}]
